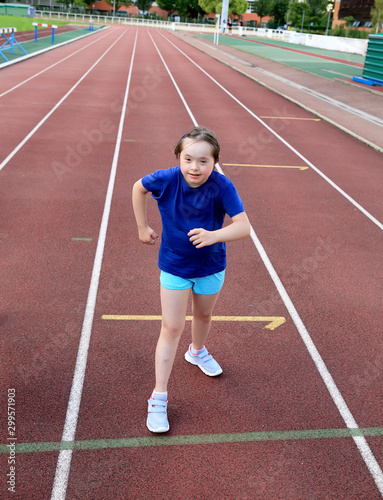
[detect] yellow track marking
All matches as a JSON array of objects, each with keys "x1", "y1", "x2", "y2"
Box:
[
  {"x1": 260, "y1": 116, "x2": 321, "y2": 121},
  {"x1": 102, "y1": 315, "x2": 286, "y2": 331},
  {"x1": 223, "y1": 163, "x2": 309, "y2": 171}
]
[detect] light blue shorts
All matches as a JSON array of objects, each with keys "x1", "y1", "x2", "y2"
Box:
[{"x1": 160, "y1": 270, "x2": 225, "y2": 295}]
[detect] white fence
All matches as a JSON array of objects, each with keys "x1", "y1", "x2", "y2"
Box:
[
  {"x1": 34, "y1": 11, "x2": 368, "y2": 56},
  {"x1": 255, "y1": 27, "x2": 368, "y2": 56},
  {"x1": 35, "y1": 11, "x2": 173, "y2": 29}
]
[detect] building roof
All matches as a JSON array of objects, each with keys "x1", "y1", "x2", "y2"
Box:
[{"x1": 87, "y1": 0, "x2": 113, "y2": 12}]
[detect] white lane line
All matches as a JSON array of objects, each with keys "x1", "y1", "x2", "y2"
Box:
[
  {"x1": 50, "y1": 30, "x2": 137, "y2": 500},
  {"x1": 0, "y1": 29, "x2": 113, "y2": 99},
  {"x1": 0, "y1": 30, "x2": 126, "y2": 172},
  {"x1": 150, "y1": 31, "x2": 383, "y2": 495},
  {"x1": 248, "y1": 226, "x2": 383, "y2": 495},
  {"x1": 160, "y1": 32, "x2": 383, "y2": 233},
  {"x1": 147, "y1": 31, "x2": 196, "y2": 127},
  {"x1": 0, "y1": 29, "x2": 125, "y2": 174},
  {"x1": 254, "y1": 66, "x2": 383, "y2": 129}
]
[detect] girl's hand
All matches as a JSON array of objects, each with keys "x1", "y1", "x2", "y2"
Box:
[
  {"x1": 188, "y1": 228, "x2": 217, "y2": 248},
  {"x1": 188, "y1": 213, "x2": 250, "y2": 248},
  {"x1": 138, "y1": 226, "x2": 159, "y2": 245}
]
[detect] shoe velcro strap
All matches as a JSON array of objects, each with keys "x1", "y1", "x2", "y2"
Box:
[
  {"x1": 200, "y1": 353, "x2": 212, "y2": 362},
  {"x1": 148, "y1": 399, "x2": 167, "y2": 413}
]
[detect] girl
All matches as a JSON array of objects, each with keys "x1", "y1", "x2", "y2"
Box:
[{"x1": 132, "y1": 126, "x2": 250, "y2": 433}]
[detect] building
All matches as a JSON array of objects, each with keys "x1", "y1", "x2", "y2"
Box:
[
  {"x1": 8, "y1": 0, "x2": 271, "y2": 26},
  {"x1": 92, "y1": 1, "x2": 268, "y2": 26},
  {"x1": 338, "y1": 0, "x2": 375, "y2": 25},
  {"x1": 0, "y1": 2, "x2": 34, "y2": 16}
]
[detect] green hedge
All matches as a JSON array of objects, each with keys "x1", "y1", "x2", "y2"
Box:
[{"x1": 330, "y1": 27, "x2": 369, "y2": 38}]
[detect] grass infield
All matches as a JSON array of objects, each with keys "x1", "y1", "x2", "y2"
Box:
[{"x1": 0, "y1": 15, "x2": 69, "y2": 32}]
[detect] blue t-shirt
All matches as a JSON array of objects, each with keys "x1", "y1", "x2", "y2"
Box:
[{"x1": 141, "y1": 166, "x2": 245, "y2": 278}]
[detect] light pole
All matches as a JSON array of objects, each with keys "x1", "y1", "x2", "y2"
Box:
[
  {"x1": 301, "y1": 9, "x2": 305, "y2": 33},
  {"x1": 221, "y1": 0, "x2": 229, "y2": 33},
  {"x1": 325, "y1": 3, "x2": 333, "y2": 36}
]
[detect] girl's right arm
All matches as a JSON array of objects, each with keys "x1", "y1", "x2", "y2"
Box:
[{"x1": 132, "y1": 180, "x2": 159, "y2": 245}]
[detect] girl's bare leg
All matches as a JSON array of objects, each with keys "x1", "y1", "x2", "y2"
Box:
[
  {"x1": 154, "y1": 286, "x2": 190, "y2": 392},
  {"x1": 191, "y1": 292, "x2": 220, "y2": 350}
]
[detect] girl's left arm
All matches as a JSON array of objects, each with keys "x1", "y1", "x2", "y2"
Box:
[{"x1": 188, "y1": 212, "x2": 250, "y2": 248}]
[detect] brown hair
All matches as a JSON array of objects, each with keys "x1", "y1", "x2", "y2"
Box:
[{"x1": 174, "y1": 126, "x2": 220, "y2": 163}]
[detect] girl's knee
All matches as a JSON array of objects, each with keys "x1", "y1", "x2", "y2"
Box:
[
  {"x1": 193, "y1": 311, "x2": 212, "y2": 324},
  {"x1": 161, "y1": 320, "x2": 184, "y2": 339}
]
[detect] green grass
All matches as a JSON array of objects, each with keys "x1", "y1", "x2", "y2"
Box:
[{"x1": 0, "y1": 15, "x2": 69, "y2": 31}]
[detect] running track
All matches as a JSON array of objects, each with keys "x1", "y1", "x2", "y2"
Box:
[{"x1": 1, "y1": 25, "x2": 382, "y2": 499}]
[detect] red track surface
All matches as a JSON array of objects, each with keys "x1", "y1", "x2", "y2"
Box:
[{"x1": 1, "y1": 26, "x2": 382, "y2": 499}]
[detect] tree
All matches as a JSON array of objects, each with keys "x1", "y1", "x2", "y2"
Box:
[
  {"x1": 272, "y1": 0, "x2": 289, "y2": 27},
  {"x1": 371, "y1": 0, "x2": 383, "y2": 33},
  {"x1": 57, "y1": 0, "x2": 87, "y2": 10},
  {"x1": 135, "y1": 0, "x2": 153, "y2": 14},
  {"x1": 288, "y1": 1, "x2": 310, "y2": 28},
  {"x1": 157, "y1": 0, "x2": 177, "y2": 17},
  {"x1": 340, "y1": 15, "x2": 355, "y2": 36},
  {"x1": 306, "y1": 0, "x2": 327, "y2": 18},
  {"x1": 198, "y1": 0, "x2": 220, "y2": 14},
  {"x1": 198, "y1": 0, "x2": 247, "y2": 17},
  {"x1": 253, "y1": 0, "x2": 274, "y2": 25},
  {"x1": 228, "y1": 0, "x2": 248, "y2": 18},
  {"x1": 176, "y1": 0, "x2": 205, "y2": 19}
]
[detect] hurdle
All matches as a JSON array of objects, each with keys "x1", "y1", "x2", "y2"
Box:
[
  {"x1": 0, "y1": 28, "x2": 28, "y2": 62},
  {"x1": 32, "y1": 22, "x2": 58, "y2": 44}
]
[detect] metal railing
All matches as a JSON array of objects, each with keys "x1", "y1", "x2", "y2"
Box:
[{"x1": 33, "y1": 12, "x2": 368, "y2": 55}]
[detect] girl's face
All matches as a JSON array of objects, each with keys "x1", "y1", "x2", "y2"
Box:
[{"x1": 179, "y1": 139, "x2": 216, "y2": 188}]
